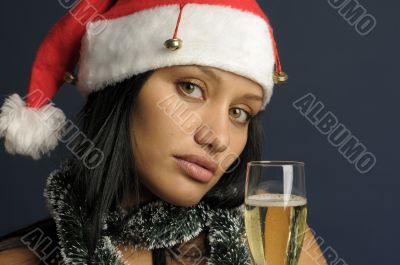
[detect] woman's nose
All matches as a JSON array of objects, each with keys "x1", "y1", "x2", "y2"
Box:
[{"x1": 194, "y1": 109, "x2": 230, "y2": 154}]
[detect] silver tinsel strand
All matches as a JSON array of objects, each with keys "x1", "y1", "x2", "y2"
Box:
[{"x1": 43, "y1": 160, "x2": 252, "y2": 264}]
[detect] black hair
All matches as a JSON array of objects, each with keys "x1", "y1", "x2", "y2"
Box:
[{"x1": 0, "y1": 69, "x2": 264, "y2": 264}]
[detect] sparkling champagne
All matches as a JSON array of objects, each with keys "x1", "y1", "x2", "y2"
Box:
[{"x1": 244, "y1": 194, "x2": 307, "y2": 265}]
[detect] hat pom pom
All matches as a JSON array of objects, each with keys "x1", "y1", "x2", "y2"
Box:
[{"x1": 0, "y1": 93, "x2": 66, "y2": 160}]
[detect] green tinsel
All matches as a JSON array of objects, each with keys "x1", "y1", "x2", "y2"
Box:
[{"x1": 44, "y1": 160, "x2": 253, "y2": 264}]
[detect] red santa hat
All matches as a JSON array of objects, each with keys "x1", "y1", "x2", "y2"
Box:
[{"x1": 0, "y1": 0, "x2": 288, "y2": 160}]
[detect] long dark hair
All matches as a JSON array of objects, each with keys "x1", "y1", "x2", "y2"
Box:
[{"x1": 0, "y1": 69, "x2": 264, "y2": 264}]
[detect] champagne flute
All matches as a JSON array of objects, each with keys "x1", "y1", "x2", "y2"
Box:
[{"x1": 244, "y1": 161, "x2": 307, "y2": 265}]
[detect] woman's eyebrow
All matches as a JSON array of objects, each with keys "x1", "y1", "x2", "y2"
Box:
[
  {"x1": 242, "y1": 93, "x2": 263, "y2": 102},
  {"x1": 195, "y1": 65, "x2": 222, "y2": 83},
  {"x1": 194, "y1": 65, "x2": 263, "y2": 102}
]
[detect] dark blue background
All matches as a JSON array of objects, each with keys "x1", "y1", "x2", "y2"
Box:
[{"x1": 1, "y1": 1, "x2": 398, "y2": 264}]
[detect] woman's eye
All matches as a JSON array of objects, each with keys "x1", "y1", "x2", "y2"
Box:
[
  {"x1": 176, "y1": 81, "x2": 204, "y2": 99},
  {"x1": 230, "y1": 108, "x2": 253, "y2": 124},
  {"x1": 176, "y1": 81, "x2": 254, "y2": 124}
]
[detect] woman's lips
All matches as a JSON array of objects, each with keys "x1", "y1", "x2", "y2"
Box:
[{"x1": 174, "y1": 157, "x2": 214, "y2": 183}]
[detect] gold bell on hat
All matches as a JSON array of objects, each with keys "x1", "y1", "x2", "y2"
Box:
[
  {"x1": 164, "y1": 38, "x2": 183, "y2": 51},
  {"x1": 164, "y1": 3, "x2": 186, "y2": 51},
  {"x1": 64, "y1": 72, "x2": 76, "y2": 85},
  {"x1": 273, "y1": 71, "x2": 289, "y2": 85}
]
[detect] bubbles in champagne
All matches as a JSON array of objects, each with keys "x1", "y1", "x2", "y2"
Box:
[
  {"x1": 245, "y1": 193, "x2": 307, "y2": 207},
  {"x1": 244, "y1": 193, "x2": 307, "y2": 265}
]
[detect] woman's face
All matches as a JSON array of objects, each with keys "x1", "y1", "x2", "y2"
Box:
[{"x1": 131, "y1": 65, "x2": 264, "y2": 207}]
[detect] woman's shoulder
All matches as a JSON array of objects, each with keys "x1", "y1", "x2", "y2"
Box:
[
  {"x1": 0, "y1": 217, "x2": 61, "y2": 265},
  {"x1": 0, "y1": 237, "x2": 41, "y2": 264}
]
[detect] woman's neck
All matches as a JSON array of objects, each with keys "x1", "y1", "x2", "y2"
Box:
[{"x1": 119, "y1": 182, "x2": 158, "y2": 209}]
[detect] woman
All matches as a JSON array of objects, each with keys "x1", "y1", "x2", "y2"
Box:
[{"x1": 0, "y1": 0, "x2": 327, "y2": 264}]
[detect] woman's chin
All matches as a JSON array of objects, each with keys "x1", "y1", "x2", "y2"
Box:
[
  {"x1": 158, "y1": 189, "x2": 204, "y2": 207},
  {"x1": 139, "y1": 166, "x2": 213, "y2": 207}
]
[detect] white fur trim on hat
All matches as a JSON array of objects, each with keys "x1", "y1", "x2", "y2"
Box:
[
  {"x1": 77, "y1": 3, "x2": 275, "y2": 110},
  {"x1": 0, "y1": 93, "x2": 66, "y2": 160}
]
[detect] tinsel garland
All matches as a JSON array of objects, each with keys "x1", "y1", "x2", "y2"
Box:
[{"x1": 43, "y1": 160, "x2": 253, "y2": 265}]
